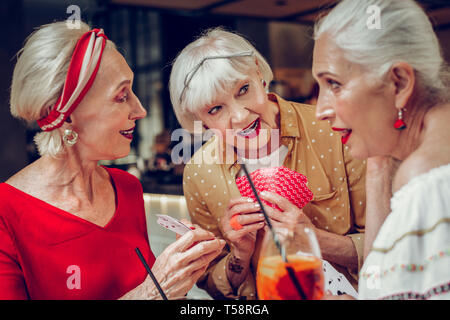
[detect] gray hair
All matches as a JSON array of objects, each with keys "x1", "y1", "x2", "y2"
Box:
[
  {"x1": 10, "y1": 21, "x2": 116, "y2": 157},
  {"x1": 314, "y1": 0, "x2": 449, "y2": 106},
  {"x1": 169, "y1": 27, "x2": 273, "y2": 133}
]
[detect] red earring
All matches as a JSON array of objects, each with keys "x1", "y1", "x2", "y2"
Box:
[
  {"x1": 394, "y1": 108, "x2": 407, "y2": 130},
  {"x1": 262, "y1": 79, "x2": 266, "y2": 87}
]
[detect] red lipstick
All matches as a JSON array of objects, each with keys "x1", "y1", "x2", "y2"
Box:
[
  {"x1": 238, "y1": 118, "x2": 261, "y2": 139},
  {"x1": 120, "y1": 126, "x2": 135, "y2": 140},
  {"x1": 332, "y1": 127, "x2": 352, "y2": 145}
]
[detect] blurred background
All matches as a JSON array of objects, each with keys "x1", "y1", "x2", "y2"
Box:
[
  {"x1": 0, "y1": 0, "x2": 448, "y2": 298},
  {"x1": 1, "y1": 0, "x2": 449, "y2": 190}
]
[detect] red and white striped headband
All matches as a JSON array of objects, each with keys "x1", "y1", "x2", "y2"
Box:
[{"x1": 37, "y1": 28, "x2": 108, "y2": 131}]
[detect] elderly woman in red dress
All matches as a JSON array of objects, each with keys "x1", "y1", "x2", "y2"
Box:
[{"x1": 0, "y1": 21, "x2": 225, "y2": 299}]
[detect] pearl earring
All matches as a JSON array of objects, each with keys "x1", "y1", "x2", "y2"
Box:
[{"x1": 63, "y1": 129, "x2": 78, "y2": 146}]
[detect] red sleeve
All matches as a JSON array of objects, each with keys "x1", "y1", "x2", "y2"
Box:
[{"x1": 0, "y1": 216, "x2": 28, "y2": 299}]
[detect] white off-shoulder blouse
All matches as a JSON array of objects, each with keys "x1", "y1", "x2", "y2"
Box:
[{"x1": 359, "y1": 164, "x2": 450, "y2": 300}]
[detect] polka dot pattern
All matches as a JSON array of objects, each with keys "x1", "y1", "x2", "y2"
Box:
[{"x1": 180, "y1": 93, "x2": 367, "y2": 300}]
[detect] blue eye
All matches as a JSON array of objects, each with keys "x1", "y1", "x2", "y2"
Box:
[
  {"x1": 208, "y1": 105, "x2": 222, "y2": 115},
  {"x1": 239, "y1": 84, "x2": 249, "y2": 95},
  {"x1": 327, "y1": 79, "x2": 341, "y2": 90}
]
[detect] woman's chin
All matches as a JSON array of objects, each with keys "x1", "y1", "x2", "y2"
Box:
[
  {"x1": 108, "y1": 146, "x2": 131, "y2": 161},
  {"x1": 235, "y1": 141, "x2": 272, "y2": 159},
  {"x1": 229, "y1": 130, "x2": 276, "y2": 159},
  {"x1": 347, "y1": 144, "x2": 371, "y2": 160}
]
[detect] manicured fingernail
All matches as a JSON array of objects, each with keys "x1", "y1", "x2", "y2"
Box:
[
  {"x1": 254, "y1": 203, "x2": 260, "y2": 208},
  {"x1": 247, "y1": 198, "x2": 254, "y2": 202},
  {"x1": 259, "y1": 214, "x2": 264, "y2": 218}
]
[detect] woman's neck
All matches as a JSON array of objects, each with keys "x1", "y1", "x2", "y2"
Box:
[
  {"x1": 39, "y1": 151, "x2": 102, "y2": 201},
  {"x1": 391, "y1": 102, "x2": 450, "y2": 193},
  {"x1": 391, "y1": 103, "x2": 431, "y2": 161}
]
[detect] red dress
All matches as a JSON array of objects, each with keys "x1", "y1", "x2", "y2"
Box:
[{"x1": 0, "y1": 167, "x2": 156, "y2": 299}]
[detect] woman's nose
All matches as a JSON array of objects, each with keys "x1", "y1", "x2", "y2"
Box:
[
  {"x1": 130, "y1": 92, "x2": 147, "y2": 120},
  {"x1": 230, "y1": 103, "x2": 250, "y2": 126},
  {"x1": 315, "y1": 92, "x2": 335, "y2": 122}
]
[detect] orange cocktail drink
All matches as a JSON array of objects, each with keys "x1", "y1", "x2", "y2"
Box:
[{"x1": 257, "y1": 254, "x2": 324, "y2": 300}]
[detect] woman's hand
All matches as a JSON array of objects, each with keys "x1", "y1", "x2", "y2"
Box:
[
  {"x1": 175, "y1": 219, "x2": 196, "y2": 241},
  {"x1": 220, "y1": 197, "x2": 266, "y2": 258},
  {"x1": 220, "y1": 197, "x2": 265, "y2": 289},
  {"x1": 145, "y1": 226, "x2": 226, "y2": 299},
  {"x1": 258, "y1": 191, "x2": 315, "y2": 232}
]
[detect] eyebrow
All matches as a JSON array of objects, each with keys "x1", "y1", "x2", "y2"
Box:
[
  {"x1": 115, "y1": 77, "x2": 133, "y2": 91},
  {"x1": 315, "y1": 71, "x2": 338, "y2": 79}
]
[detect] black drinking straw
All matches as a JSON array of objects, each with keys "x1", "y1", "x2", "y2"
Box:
[
  {"x1": 241, "y1": 164, "x2": 307, "y2": 300},
  {"x1": 135, "y1": 247, "x2": 168, "y2": 300}
]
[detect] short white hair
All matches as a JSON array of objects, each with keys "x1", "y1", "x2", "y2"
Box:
[
  {"x1": 314, "y1": 0, "x2": 449, "y2": 105},
  {"x1": 10, "y1": 21, "x2": 116, "y2": 157},
  {"x1": 169, "y1": 27, "x2": 273, "y2": 133}
]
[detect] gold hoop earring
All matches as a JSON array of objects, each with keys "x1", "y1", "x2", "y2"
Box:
[{"x1": 63, "y1": 129, "x2": 78, "y2": 146}]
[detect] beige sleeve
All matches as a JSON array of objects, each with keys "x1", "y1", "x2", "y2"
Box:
[
  {"x1": 347, "y1": 232, "x2": 365, "y2": 278},
  {"x1": 343, "y1": 147, "x2": 366, "y2": 232},
  {"x1": 183, "y1": 164, "x2": 257, "y2": 299}
]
